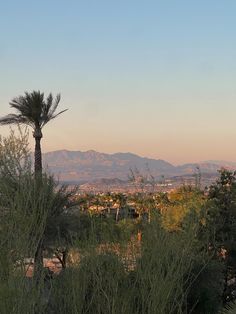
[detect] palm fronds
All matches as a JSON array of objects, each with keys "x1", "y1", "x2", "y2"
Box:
[{"x1": 0, "y1": 91, "x2": 67, "y2": 129}]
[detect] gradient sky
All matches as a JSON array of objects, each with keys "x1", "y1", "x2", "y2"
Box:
[{"x1": 1, "y1": 0, "x2": 236, "y2": 164}]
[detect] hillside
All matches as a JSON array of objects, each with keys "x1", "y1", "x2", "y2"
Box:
[{"x1": 42, "y1": 149, "x2": 236, "y2": 182}]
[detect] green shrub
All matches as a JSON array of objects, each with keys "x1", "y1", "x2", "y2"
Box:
[{"x1": 49, "y1": 252, "x2": 126, "y2": 314}]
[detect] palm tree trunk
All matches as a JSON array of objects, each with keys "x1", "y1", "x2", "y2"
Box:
[
  {"x1": 33, "y1": 130, "x2": 44, "y2": 280},
  {"x1": 34, "y1": 136, "x2": 42, "y2": 175}
]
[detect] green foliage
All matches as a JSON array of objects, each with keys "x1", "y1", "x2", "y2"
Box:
[
  {"x1": 0, "y1": 130, "x2": 78, "y2": 313},
  {"x1": 72, "y1": 214, "x2": 137, "y2": 250},
  {"x1": 130, "y1": 215, "x2": 193, "y2": 314},
  {"x1": 206, "y1": 169, "x2": 236, "y2": 305},
  {"x1": 0, "y1": 129, "x2": 233, "y2": 314},
  {"x1": 49, "y1": 253, "x2": 126, "y2": 314},
  {"x1": 186, "y1": 257, "x2": 224, "y2": 313},
  {"x1": 159, "y1": 186, "x2": 206, "y2": 231},
  {"x1": 207, "y1": 169, "x2": 236, "y2": 249},
  {"x1": 0, "y1": 175, "x2": 51, "y2": 313}
]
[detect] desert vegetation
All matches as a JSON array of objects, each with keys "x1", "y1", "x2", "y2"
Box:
[{"x1": 1, "y1": 92, "x2": 236, "y2": 313}]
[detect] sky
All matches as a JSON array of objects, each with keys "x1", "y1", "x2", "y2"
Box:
[{"x1": 0, "y1": 0, "x2": 236, "y2": 165}]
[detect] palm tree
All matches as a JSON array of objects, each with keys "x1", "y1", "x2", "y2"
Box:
[
  {"x1": 0, "y1": 90, "x2": 67, "y2": 279},
  {"x1": 0, "y1": 90, "x2": 67, "y2": 175}
]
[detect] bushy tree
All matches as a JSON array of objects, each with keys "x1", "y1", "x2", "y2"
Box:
[
  {"x1": 207, "y1": 169, "x2": 236, "y2": 304},
  {"x1": 207, "y1": 169, "x2": 236, "y2": 250},
  {"x1": 159, "y1": 186, "x2": 206, "y2": 231}
]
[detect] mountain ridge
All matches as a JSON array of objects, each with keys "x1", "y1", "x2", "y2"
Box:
[{"x1": 42, "y1": 149, "x2": 236, "y2": 182}]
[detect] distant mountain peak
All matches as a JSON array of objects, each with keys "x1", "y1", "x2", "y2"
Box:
[{"x1": 42, "y1": 149, "x2": 236, "y2": 182}]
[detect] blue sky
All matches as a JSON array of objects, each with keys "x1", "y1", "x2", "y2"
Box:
[{"x1": 0, "y1": 1, "x2": 236, "y2": 164}]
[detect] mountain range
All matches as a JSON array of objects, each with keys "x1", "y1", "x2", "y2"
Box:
[{"x1": 42, "y1": 150, "x2": 236, "y2": 183}]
